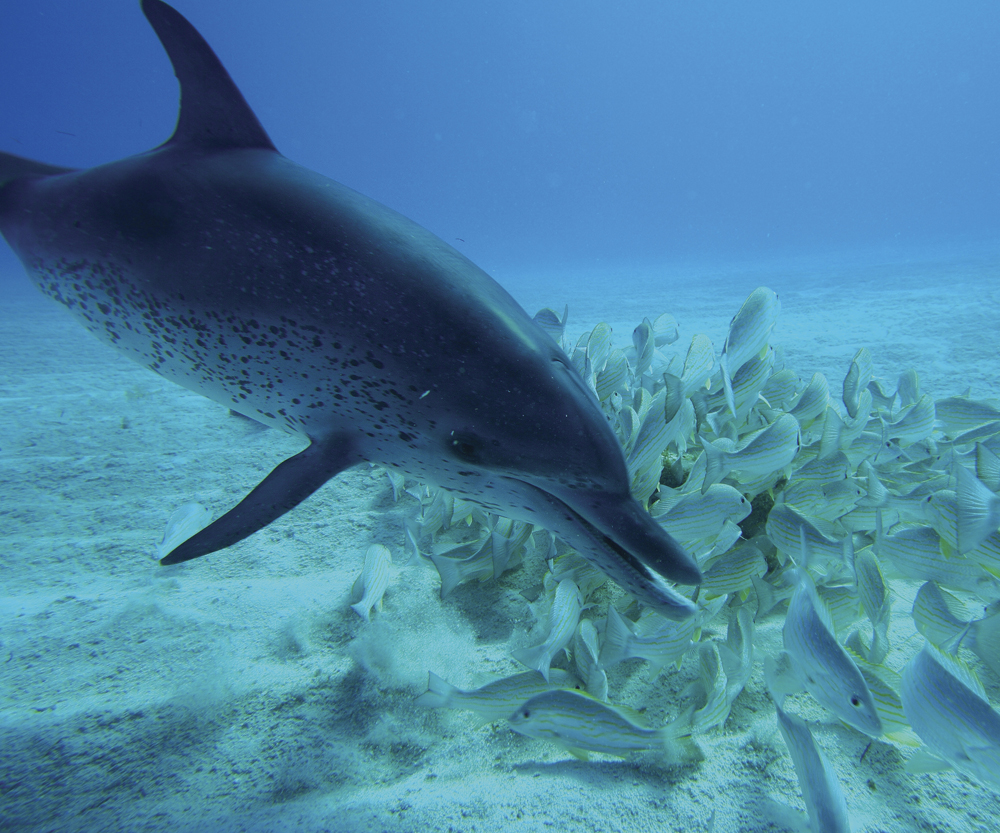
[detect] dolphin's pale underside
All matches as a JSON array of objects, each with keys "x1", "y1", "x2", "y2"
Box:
[{"x1": 0, "y1": 0, "x2": 702, "y2": 617}]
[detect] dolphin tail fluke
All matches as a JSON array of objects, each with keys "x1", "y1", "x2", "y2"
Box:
[
  {"x1": 0, "y1": 152, "x2": 75, "y2": 189},
  {"x1": 159, "y1": 433, "x2": 355, "y2": 565}
]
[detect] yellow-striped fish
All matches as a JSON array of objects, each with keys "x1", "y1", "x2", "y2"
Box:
[
  {"x1": 720, "y1": 287, "x2": 780, "y2": 416},
  {"x1": 700, "y1": 543, "x2": 767, "y2": 599},
  {"x1": 765, "y1": 655, "x2": 853, "y2": 833},
  {"x1": 574, "y1": 618, "x2": 609, "y2": 701},
  {"x1": 513, "y1": 578, "x2": 583, "y2": 681},
  {"x1": 600, "y1": 605, "x2": 699, "y2": 674},
  {"x1": 788, "y1": 373, "x2": 831, "y2": 429},
  {"x1": 911, "y1": 581, "x2": 1000, "y2": 678},
  {"x1": 936, "y1": 395, "x2": 1000, "y2": 437},
  {"x1": 653, "y1": 484, "x2": 751, "y2": 550},
  {"x1": 701, "y1": 412, "x2": 800, "y2": 493},
  {"x1": 508, "y1": 688, "x2": 690, "y2": 760},
  {"x1": 416, "y1": 669, "x2": 579, "y2": 722},
  {"x1": 782, "y1": 553, "x2": 882, "y2": 736},
  {"x1": 842, "y1": 347, "x2": 873, "y2": 419},
  {"x1": 955, "y1": 464, "x2": 1000, "y2": 555},
  {"x1": 902, "y1": 642, "x2": 1000, "y2": 791},
  {"x1": 884, "y1": 394, "x2": 936, "y2": 446},
  {"x1": 767, "y1": 503, "x2": 853, "y2": 567},
  {"x1": 690, "y1": 642, "x2": 730, "y2": 734}
]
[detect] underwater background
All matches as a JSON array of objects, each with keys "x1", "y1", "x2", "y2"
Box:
[{"x1": 1, "y1": 2, "x2": 999, "y2": 832}]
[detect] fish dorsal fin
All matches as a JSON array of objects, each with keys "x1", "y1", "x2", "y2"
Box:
[{"x1": 142, "y1": 0, "x2": 276, "y2": 151}]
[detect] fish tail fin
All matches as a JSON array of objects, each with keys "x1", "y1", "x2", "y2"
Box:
[
  {"x1": 751, "y1": 574, "x2": 777, "y2": 621},
  {"x1": 404, "y1": 520, "x2": 427, "y2": 567},
  {"x1": 512, "y1": 644, "x2": 551, "y2": 681},
  {"x1": 791, "y1": 524, "x2": 816, "y2": 577},
  {"x1": 414, "y1": 671, "x2": 457, "y2": 709},
  {"x1": 843, "y1": 533, "x2": 856, "y2": 573},
  {"x1": 905, "y1": 747, "x2": 953, "y2": 775},
  {"x1": 763, "y1": 651, "x2": 802, "y2": 706},
  {"x1": 874, "y1": 508, "x2": 886, "y2": 558},
  {"x1": 349, "y1": 574, "x2": 364, "y2": 604},
  {"x1": 429, "y1": 553, "x2": 464, "y2": 598},
  {"x1": 657, "y1": 716, "x2": 703, "y2": 764},
  {"x1": 598, "y1": 606, "x2": 635, "y2": 669},
  {"x1": 699, "y1": 438, "x2": 728, "y2": 494},
  {"x1": 720, "y1": 354, "x2": 736, "y2": 416},
  {"x1": 818, "y1": 407, "x2": 844, "y2": 460},
  {"x1": 645, "y1": 658, "x2": 669, "y2": 678},
  {"x1": 972, "y1": 609, "x2": 1000, "y2": 679},
  {"x1": 955, "y1": 464, "x2": 1000, "y2": 555},
  {"x1": 0, "y1": 151, "x2": 75, "y2": 190}
]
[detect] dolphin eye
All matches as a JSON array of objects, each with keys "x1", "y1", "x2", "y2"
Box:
[
  {"x1": 450, "y1": 432, "x2": 480, "y2": 463},
  {"x1": 850, "y1": 696, "x2": 861, "y2": 707},
  {"x1": 522, "y1": 709, "x2": 531, "y2": 718}
]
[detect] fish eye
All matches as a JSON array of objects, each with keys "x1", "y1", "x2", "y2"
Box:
[
  {"x1": 522, "y1": 709, "x2": 531, "y2": 718},
  {"x1": 850, "y1": 696, "x2": 861, "y2": 707}
]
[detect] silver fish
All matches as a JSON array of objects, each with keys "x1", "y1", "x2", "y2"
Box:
[
  {"x1": 701, "y1": 413, "x2": 800, "y2": 493},
  {"x1": 902, "y1": 642, "x2": 1000, "y2": 791},
  {"x1": 416, "y1": 669, "x2": 579, "y2": 723},
  {"x1": 720, "y1": 287, "x2": 780, "y2": 415},
  {"x1": 508, "y1": 688, "x2": 683, "y2": 759},
  {"x1": 783, "y1": 566, "x2": 882, "y2": 736},
  {"x1": 772, "y1": 696, "x2": 852, "y2": 832},
  {"x1": 513, "y1": 578, "x2": 583, "y2": 681},
  {"x1": 350, "y1": 544, "x2": 392, "y2": 621}
]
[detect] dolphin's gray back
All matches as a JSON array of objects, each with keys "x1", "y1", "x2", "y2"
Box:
[
  {"x1": 0, "y1": 0, "x2": 703, "y2": 610},
  {"x1": 0, "y1": 145, "x2": 546, "y2": 444}
]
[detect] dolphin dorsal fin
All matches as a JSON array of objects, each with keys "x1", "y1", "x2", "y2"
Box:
[{"x1": 142, "y1": 0, "x2": 276, "y2": 152}]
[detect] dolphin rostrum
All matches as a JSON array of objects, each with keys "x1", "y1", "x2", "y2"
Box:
[{"x1": 0, "y1": 0, "x2": 701, "y2": 618}]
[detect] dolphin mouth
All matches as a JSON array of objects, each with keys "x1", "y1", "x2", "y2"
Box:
[{"x1": 503, "y1": 476, "x2": 703, "y2": 587}]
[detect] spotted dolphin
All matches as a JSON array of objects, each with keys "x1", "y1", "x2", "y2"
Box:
[{"x1": 0, "y1": 0, "x2": 701, "y2": 617}]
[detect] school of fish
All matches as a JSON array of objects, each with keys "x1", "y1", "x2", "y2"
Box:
[{"x1": 317, "y1": 285, "x2": 1000, "y2": 829}]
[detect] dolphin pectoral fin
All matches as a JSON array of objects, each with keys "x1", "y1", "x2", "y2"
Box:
[
  {"x1": 0, "y1": 152, "x2": 76, "y2": 189},
  {"x1": 159, "y1": 433, "x2": 355, "y2": 565}
]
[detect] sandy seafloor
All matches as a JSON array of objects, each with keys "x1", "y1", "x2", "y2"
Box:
[{"x1": 1, "y1": 248, "x2": 999, "y2": 833}]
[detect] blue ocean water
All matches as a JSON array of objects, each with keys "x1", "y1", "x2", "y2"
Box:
[
  {"x1": 2, "y1": 3, "x2": 1000, "y2": 832},
  {"x1": 1, "y1": 0, "x2": 997, "y2": 282}
]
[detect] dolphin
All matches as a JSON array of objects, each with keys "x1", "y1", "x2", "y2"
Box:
[{"x1": 0, "y1": 0, "x2": 701, "y2": 618}]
